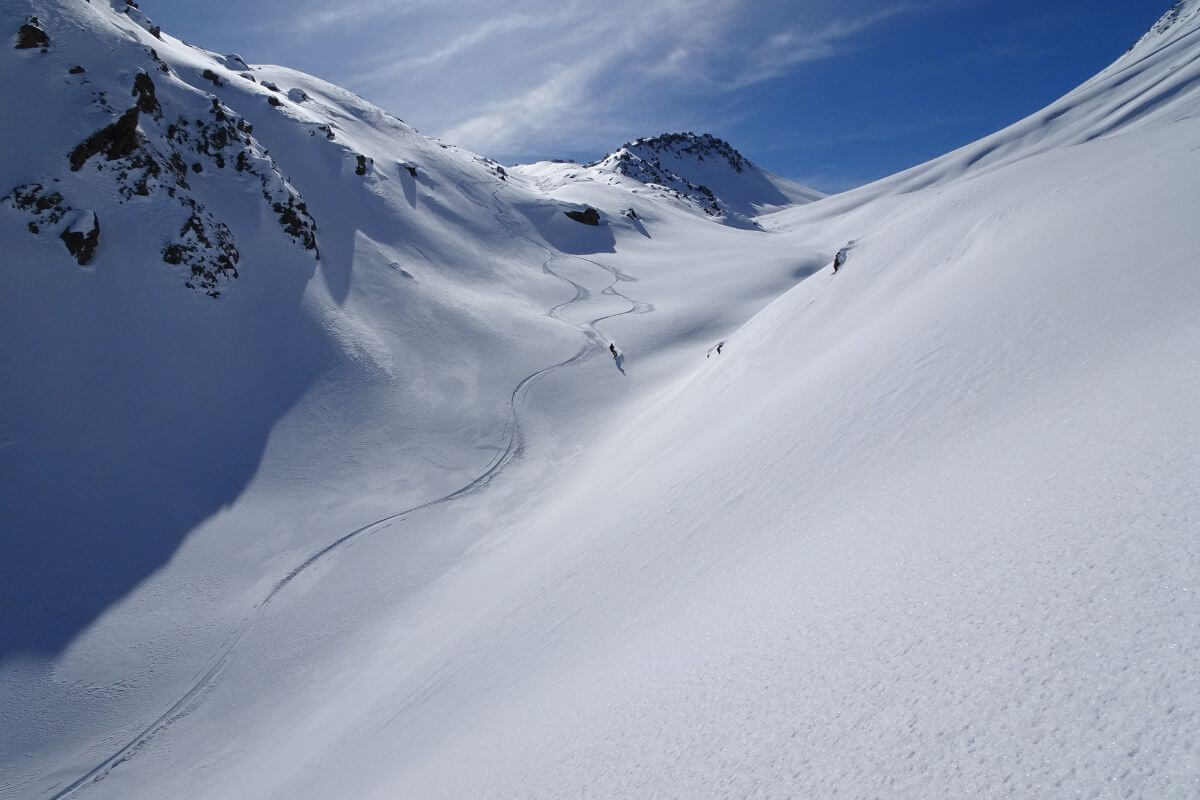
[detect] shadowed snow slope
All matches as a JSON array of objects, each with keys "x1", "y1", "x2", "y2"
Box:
[{"x1": 3, "y1": 1, "x2": 1200, "y2": 799}]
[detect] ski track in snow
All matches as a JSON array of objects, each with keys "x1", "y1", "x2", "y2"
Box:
[{"x1": 46, "y1": 182, "x2": 650, "y2": 800}]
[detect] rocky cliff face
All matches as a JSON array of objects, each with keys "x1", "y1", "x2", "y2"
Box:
[{"x1": 4, "y1": 1, "x2": 318, "y2": 297}]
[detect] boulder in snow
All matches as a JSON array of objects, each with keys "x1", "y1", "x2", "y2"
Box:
[
  {"x1": 15, "y1": 21, "x2": 49, "y2": 49},
  {"x1": 564, "y1": 207, "x2": 601, "y2": 226},
  {"x1": 287, "y1": 88, "x2": 309, "y2": 103},
  {"x1": 60, "y1": 210, "x2": 100, "y2": 265}
]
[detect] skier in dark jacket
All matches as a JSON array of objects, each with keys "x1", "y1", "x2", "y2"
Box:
[{"x1": 833, "y1": 249, "x2": 847, "y2": 274}]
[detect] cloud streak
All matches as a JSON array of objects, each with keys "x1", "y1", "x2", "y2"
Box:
[{"x1": 156, "y1": 0, "x2": 919, "y2": 166}]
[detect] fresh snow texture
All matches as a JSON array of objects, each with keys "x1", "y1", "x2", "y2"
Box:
[{"x1": 2, "y1": 2, "x2": 1200, "y2": 799}]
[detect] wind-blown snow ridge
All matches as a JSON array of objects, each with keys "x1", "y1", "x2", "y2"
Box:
[
  {"x1": 760, "y1": 1, "x2": 1200, "y2": 225},
  {"x1": 1133, "y1": 0, "x2": 1200, "y2": 48}
]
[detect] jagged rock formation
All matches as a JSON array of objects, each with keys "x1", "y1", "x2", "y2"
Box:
[
  {"x1": 589, "y1": 133, "x2": 749, "y2": 219},
  {"x1": 516, "y1": 131, "x2": 821, "y2": 228},
  {"x1": 5, "y1": 42, "x2": 318, "y2": 297}
]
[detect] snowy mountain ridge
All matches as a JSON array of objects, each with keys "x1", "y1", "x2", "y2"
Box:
[
  {"x1": 514, "y1": 131, "x2": 822, "y2": 229},
  {"x1": 1133, "y1": 0, "x2": 1200, "y2": 47}
]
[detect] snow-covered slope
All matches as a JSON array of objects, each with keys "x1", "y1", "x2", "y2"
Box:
[
  {"x1": 762, "y1": 0, "x2": 1200, "y2": 228},
  {"x1": 3, "y1": 1, "x2": 1200, "y2": 799},
  {"x1": 514, "y1": 132, "x2": 822, "y2": 228},
  {"x1": 0, "y1": 3, "x2": 812, "y2": 797}
]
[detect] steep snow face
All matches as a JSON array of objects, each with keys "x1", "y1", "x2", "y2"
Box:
[
  {"x1": 0, "y1": 0, "x2": 551, "y2": 667},
  {"x1": 0, "y1": 2, "x2": 815, "y2": 797},
  {"x1": 514, "y1": 132, "x2": 822, "y2": 228},
  {"x1": 1133, "y1": 0, "x2": 1200, "y2": 47},
  {"x1": 762, "y1": 0, "x2": 1200, "y2": 228},
  {"x1": 269, "y1": 9, "x2": 1200, "y2": 798}
]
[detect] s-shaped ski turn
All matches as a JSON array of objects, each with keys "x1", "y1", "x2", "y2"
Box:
[{"x1": 47, "y1": 180, "x2": 651, "y2": 800}]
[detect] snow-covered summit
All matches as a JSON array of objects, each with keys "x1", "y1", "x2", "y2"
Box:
[
  {"x1": 514, "y1": 131, "x2": 822, "y2": 228},
  {"x1": 599, "y1": 132, "x2": 823, "y2": 219}
]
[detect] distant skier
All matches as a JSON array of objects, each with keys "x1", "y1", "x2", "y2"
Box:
[
  {"x1": 609, "y1": 342, "x2": 626, "y2": 375},
  {"x1": 832, "y1": 248, "x2": 847, "y2": 274}
]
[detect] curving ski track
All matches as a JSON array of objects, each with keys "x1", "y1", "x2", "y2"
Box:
[{"x1": 47, "y1": 182, "x2": 652, "y2": 799}]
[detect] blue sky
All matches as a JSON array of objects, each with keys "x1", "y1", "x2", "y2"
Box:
[{"x1": 144, "y1": 0, "x2": 1172, "y2": 192}]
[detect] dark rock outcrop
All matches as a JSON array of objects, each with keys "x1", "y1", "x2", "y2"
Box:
[
  {"x1": 50, "y1": 46, "x2": 320, "y2": 297},
  {"x1": 60, "y1": 210, "x2": 100, "y2": 265},
  {"x1": 355, "y1": 154, "x2": 369, "y2": 176},
  {"x1": 148, "y1": 47, "x2": 170, "y2": 73},
  {"x1": 267, "y1": 95, "x2": 282, "y2": 107},
  {"x1": 69, "y1": 106, "x2": 141, "y2": 171},
  {"x1": 68, "y1": 64, "x2": 85, "y2": 75},
  {"x1": 2, "y1": 183, "x2": 71, "y2": 234},
  {"x1": 565, "y1": 207, "x2": 601, "y2": 226},
  {"x1": 272, "y1": 196, "x2": 318, "y2": 254},
  {"x1": 132, "y1": 71, "x2": 159, "y2": 115},
  {"x1": 16, "y1": 21, "x2": 49, "y2": 49},
  {"x1": 164, "y1": 199, "x2": 240, "y2": 298}
]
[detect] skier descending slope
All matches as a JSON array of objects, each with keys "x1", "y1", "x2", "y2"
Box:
[
  {"x1": 832, "y1": 248, "x2": 848, "y2": 274},
  {"x1": 833, "y1": 239, "x2": 858, "y2": 274},
  {"x1": 609, "y1": 343, "x2": 626, "y2": 375}
]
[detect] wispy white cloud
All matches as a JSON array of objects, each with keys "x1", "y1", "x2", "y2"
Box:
[
  {"x1": 267, "y1": 0, "x2": 416, "y2": 37},
  {"x1": 723, "y1": 6, "x2": 913, "y2": 88},
  {"x1": 175, "y1": 0, "x2": 919, "y2": 163}
]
